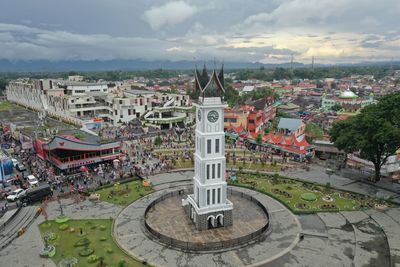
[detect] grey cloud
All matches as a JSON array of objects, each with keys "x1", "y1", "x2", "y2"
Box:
[{"x1": 0, "y1": 0, "x2": 399, "y2": 63}]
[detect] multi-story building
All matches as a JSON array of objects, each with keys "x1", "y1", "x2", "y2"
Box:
[
  {"x1": 321, "y1": 89, "x2": 374, "y2": 112},
  {"x1": 6, "y1": 78, "x2": 191, "y2": 128}
]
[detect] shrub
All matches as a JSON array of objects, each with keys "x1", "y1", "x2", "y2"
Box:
[
  {"x1": 99, "y1": 225, "x2": 107, "y2": 231},
  {"x1": 90, "y1": 225, "x2": 98, "y2": 230},
  {"x1": 55, "y1": 215, "x2": 70, "y2": 224},
  {"x1": 106, "y1": 248, "x2": 113, "y2": 254},
  {"x1": 44, "y1": 232, "x2": 58, "y2": 241},
  {"x1": 87, "y1": 255, "x2": 99, "y2": 263},
  {"x1": 79, "y1": 247, "x2": 94, "y2": 257},
  {"x1": 301, "y1": 193, "x2": 317, "y2": 201},
  {"x1": 58, "y1": 224, "x2": 69, "y2": 231},
  {"x1": 100, "y1": 237, "x2": 107, "y2": 241},
  {"x1": 74, "y1": 238, "x2": 90, "y2": 247}
]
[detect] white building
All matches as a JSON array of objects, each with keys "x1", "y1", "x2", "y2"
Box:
[
  {"x1": 6, "y1": 78, "x2": 191, "y2": 127},
  {"x1": 183, "y1": 67, "x2": 233, "y2": 230}
]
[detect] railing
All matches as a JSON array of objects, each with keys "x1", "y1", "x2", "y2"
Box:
[{"x1": 144, "y1": 188, "x2": 270, "y2": 251}]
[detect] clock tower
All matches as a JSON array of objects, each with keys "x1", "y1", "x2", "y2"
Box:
[{"x1": 183, "y1": 65, "x2": 233, "y2": 230}]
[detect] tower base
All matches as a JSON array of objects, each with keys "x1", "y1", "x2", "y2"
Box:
[{"x1": 185, "y1": 203, "x2": 233, "y2": 231}]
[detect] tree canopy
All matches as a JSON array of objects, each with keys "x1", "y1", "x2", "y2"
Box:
[
  {"x1": 305, "y1": 122, "x2": 324, "y2": 143},
  {"x1": 330, "y1": 92, "x2": 400, "y2": 181}
]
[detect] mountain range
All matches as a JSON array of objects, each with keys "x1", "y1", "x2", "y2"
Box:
[{"x1": 0, "y1": 59, "x2": 397, "y2": 72}]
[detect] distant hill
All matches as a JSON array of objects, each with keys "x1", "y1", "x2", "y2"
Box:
[
  {"x1": 0, "y1": 59, "x2": 306, "y2": 72},
  {"x1": 0, "y1": 59, "x2": 397, "y2": 72}
]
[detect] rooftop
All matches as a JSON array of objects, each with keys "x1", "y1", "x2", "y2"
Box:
[
  {"x1": 277, "y1": 118, "x2": 303, "y2": 132},
  {"x1": 339, "y1": 89, "x2": 358, "y2": 99}
]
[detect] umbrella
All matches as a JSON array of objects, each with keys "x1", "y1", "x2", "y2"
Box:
[{"x1": 79, "y1": 166, "x2": 88, "y2": 172}]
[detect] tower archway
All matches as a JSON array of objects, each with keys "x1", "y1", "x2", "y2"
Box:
[{"x1": 216, "y1": 214, "x2": 224, "y2": 227}]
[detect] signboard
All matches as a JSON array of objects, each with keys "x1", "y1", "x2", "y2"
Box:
[{"x1": 0, "y1": 158, "x2": 14, "y2": 182}]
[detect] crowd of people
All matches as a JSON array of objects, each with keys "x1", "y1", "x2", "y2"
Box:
[{"x1": 1, "y1": 120, "x2": 303, "y2": 214}]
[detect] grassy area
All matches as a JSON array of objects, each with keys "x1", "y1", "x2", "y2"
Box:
[
  {"x1": 0, "y1": 101, "x2": 16, "y2": 111},
  {"x1": 169, "y1": 159, "x2": 194, "y2": 169},
  {"x1": 39, "y1": 219, "x2": 146, "y2": 267},
  {"x1": 168, "y1": 159, "x2": 282, "y2": 172},
  {"x1": 229, "y1": 173, "x2": 393, "y2": 213},
  {"x1": 96, "y1": 180, "x2": 153, "y2": 206},
  {"x1": 227, "y1": 161, "x2": 281, "y2": 172}
]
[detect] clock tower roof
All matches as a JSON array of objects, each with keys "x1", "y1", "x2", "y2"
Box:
[{"x1": 194, "y1": 65, "x2": 225, "y2": 98}]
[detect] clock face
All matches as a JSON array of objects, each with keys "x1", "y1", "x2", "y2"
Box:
[
  {"x1": 197, "y1": 109, "x2": 201, "y2": 121},
  {"x1": 207, "y1": 110, "x2": 219, "y2": 123}
]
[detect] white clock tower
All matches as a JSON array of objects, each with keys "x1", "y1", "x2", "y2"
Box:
[{"x1": 183, "y1": 65, "x2": 233, "y2": 230}]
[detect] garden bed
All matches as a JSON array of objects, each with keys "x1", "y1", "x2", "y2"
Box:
[
  {"x1": 95, "y1": 180, "x2": 153, "y2": 205},
  {"x1": 229, "y1": 173, "x2": 394, "y2": 213},
  {"x1": 38, "y1": 219, "x2": 146, "y2": 267}
]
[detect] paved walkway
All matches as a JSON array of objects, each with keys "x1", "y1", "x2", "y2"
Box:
[
  {"x1": 116, "y1": 171, "x2": 400, "y2": 267},
  {"x1": 1, "y1": 170, "x2": 400, "y2": 266},
  {"x1": 114, "y1": 183, "x2": 301, "y2": 267}
]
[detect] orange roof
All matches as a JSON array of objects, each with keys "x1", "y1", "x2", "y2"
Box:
[{"x1": 294, "y1": 136, "x2": 310, "y2": 147}]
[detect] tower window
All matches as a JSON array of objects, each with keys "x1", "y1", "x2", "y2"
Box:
[
  {"x1": 215, "y1": 139, "x2": 220, "y2": 153},
  {"x1": 218, "y1": 163, "x2": 221, "y2": 178},
  {"x1": 212, "y1": 164, "x2": 215, "y2": 179},
  {"x1": 212, "y1": 189, "x2": 216, "y2": 205},
  {"x1": 207, "y1": 190, "x2": 210, "y2": 205},
  {"x1": 206, "y1": 165, "x2": 210, "y2": 180},
  {"x1": 207, "y1": 139, "x2": 211, "y2": 154},
  {"x1": 217, "y1": 188, "x2": 221, "y2": 204}
]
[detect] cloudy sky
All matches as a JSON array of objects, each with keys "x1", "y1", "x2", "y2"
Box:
[{"x1": 1, "y1": 0, "x2": 399, "y2": 64}]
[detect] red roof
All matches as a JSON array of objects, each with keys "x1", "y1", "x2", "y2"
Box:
[{"x1": 240, "y1": 105, "x2": 254, "y2": 112}]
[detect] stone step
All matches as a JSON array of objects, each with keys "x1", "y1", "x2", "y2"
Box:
[
  {"x1": 0, "y1": 206, "x2": 38, "y2": 250},
  {"x1": 0, "y1": 207, "x2": 32, "y2": 238},
  {"x1": 0, "y1": 209, "x2": 19, "y2": 230},
  {"x1": 316, "y1": 213, "x2": 356, "y2": 266},
  {"x1": 341, "y1": 212, "x2": 391, "y2": 267},
  {"x1": 365, "y1": 210, "x2": 400, "y2": 267}
]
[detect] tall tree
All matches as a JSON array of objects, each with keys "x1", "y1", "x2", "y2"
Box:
[{"x1": 330, "y1": 93, "x2": 400, "y2": 181}]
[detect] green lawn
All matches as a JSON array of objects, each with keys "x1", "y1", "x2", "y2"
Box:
[
  {"x1": 96, "y1": 180, "x2": 153, "y2": 206},
  {"x1": 227, "y1": 161, "x2": 281, "y2": 172},
  {"x1": 168, "y1": 159, "x2": 282, "y2": 172},
  {"x1": 229, "y1": 173, "x2": 393, "y2": 213},
  {"x1": 0, "y1": 101, "x2": 16, "y2": 111},
  {"x1": 39, "y1": 219, "x2": 146, "y2": 267}
]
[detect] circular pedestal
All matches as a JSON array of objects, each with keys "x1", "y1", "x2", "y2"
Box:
[{"x1": 144, "y1": 188, "x2": 269, "y2": 251}]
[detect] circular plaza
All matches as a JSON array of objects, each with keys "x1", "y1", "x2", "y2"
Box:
[
  {"x1": 113, "y1": 181, "x2": 302, "y2": 267},
  {"x1": 144, "y1": 188, "x2": 270, "y2": 251}
]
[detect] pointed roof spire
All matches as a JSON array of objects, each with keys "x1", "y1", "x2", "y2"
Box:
[{"x1": 218, "y1": 63, "x2": 224, "y2": 88}]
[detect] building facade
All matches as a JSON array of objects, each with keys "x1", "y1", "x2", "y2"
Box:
[
  {"x1": 321, "y1": 89, "x2": 374, "y2": 112},
  {"x1": 6, "y1": 78, "x2": 191, "y2": 127},
  {"x1": 183, "y1": 66, "x2": 233, "y2": 230}
]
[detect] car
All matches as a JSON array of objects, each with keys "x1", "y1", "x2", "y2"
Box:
[
  {"x1": 11, "y1": 158, "x2": 19, "y2": 168},
  {"x1": 27, "y1": 175, "x2": 39, "y2": 187},
  {"x1": 16, "y1": 163, "x2": 27, "y2": 172},
  {"x1": 6, "y1": 188, "x2": 26, "y2": 202}
]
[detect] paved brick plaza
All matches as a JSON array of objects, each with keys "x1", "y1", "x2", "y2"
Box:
[{"x1": 145, "y1": 193, "x2": 268, "y2": 243}]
